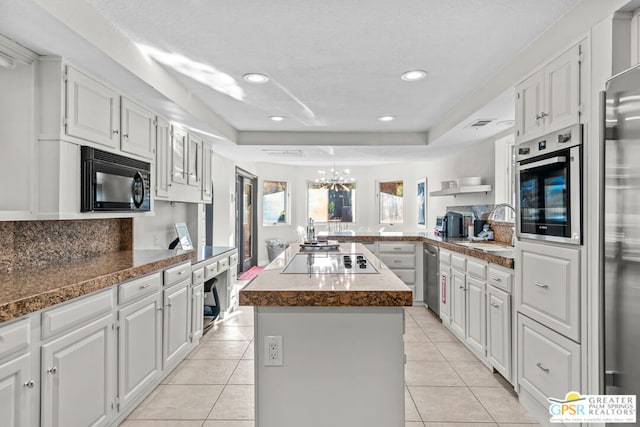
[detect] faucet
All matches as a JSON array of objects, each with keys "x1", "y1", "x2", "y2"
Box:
[{"x1": 488, "y1": 203, "x2": 516, "y2": 246}]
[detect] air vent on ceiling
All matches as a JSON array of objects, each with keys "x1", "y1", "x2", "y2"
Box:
[
  {"x1": 466, "y1": 118, "x2": 495, "y2": 128},
  {"x1": 262, "y1": 150, "x2": 303, "y2": 157}
]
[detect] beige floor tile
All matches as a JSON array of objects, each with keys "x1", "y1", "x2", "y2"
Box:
[
  {"x1": 208, "y1": 326, "x2": 255, "y2": 341},
  {"x1": 405, "y1": 423, "x2": 425, "y2": 427},
  {"x1": 242, "y1": 341, "x2": 255, "y2": 360},
  {"x1": 135, "y1": 385, "x2": 224, "y2": 420},
  {"x1": 126, "y1": 382, "x2": 164, "y2": 419},
  {"x1": 404, "y1": 325, "x2": 430, "y2": 342},
  {"x1": 167, "y1": 359, "x2": 239, "y2": 385},
  {"x1": 434, "y1": 342, "x2": 479, "y2": 361},
  {"x1": 424, "y1": 423, "x2": 498, "y2": 427},
  {"x1": 119, "y1": 421, "x2": 205, "y2": 427},
  {"x1": 404, "y1": 341, "x2": 446, "y2": 361},
  {"x1": 189, "y1": 340, "x2": 251, "y2": 360},
  {"x1": 423, "y1": 326, "x2": 460, "y2": 343},
  {"x1": 207, "y1": 385, "x2": 255, "y2": 420},
  {"x1": 450, "y1": 361, "x2": 507, "y2": 387},
  {"x1": 470, "y1": 387, "x2": 538, "y2": 424},
  {"x1": 228, "y1": 359, "x2": 254, "y2": 385},
  {"x1": 497, "y1": 424, "x2": 541, "y2": 427},
  {"x1": 406, "y1": 387, "x2": 422, "y2": 422},
  {"x1": 405, "y1": 361, "x2": 465, "y2": 386},
  {"x1": 216, "y1": 309, "x2": 254, "y2": 327},
  {"x1": 202, "y1": 422, "x2": 254, "y2": 427},
  {"x1": 409, "y1": 386, "x2": 493, "y2": 422}
]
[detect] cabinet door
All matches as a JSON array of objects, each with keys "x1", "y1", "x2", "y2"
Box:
[
  {"x1": 163, "y1": 280, "x2": 191, "y2": 369},
  {"x1": 439, "y1": 265, "x2": 451, "y2": 324},
  {"x1": 171, "y1": 127, "x2": 187, "y2": 185},
  {"x1": 515, "y1": 70, "x2": 544, "y2": 143},
  {"x1": 0, "y1": 354, "x2": 32, "y2": 427},
  {"x1": 543, "y1": 45, "x2": 580, "y2": 134},
  {"x1": 487, "y1": 286, "x2": 511, "y2": 381},
  {"x1": 466, "y1": 276, "x2": 486, "y2": 357},
  {"x1": 120, "y1": 97, "x2": 155, "y2": 159},
  {"x1": 450, "y1": 269, "x2": 466, "y2": 339},
  {"x1": 187, "y1": 134, "x2": 201, "y2": 188},
  {"x1": 65, "y1": 66, "x2": 120, "y2": 149},
  {"x1": 41, "y1": 314, "x2": 114, "y2": 427},
  {"x1": 191, "y1": 283, "x2": 204, "y2": 342},
  {"x1": 118, "y1": 292, "x2": 162, "y2": 411},
  {"x1": 155, "y1": 117, "x2": 171, "y2": 199},
  {"x1": 201, "y1": 142, "x2": 213, "y2": 202}
]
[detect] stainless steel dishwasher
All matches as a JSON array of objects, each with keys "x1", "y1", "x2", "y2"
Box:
[{"x1": 423, "y1": 243, "x2": 439, "y2": 314}]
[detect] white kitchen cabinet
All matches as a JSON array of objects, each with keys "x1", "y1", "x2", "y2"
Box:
[
  {"x1": 120, "y1": 97, "x2": 155, "y2": 160},
  {"x1": 191, "y1": 283, "x2": 205, "y2": 343},
  {"x1": 201, "y1": 141, "x2": 213, "y2": 203},
  {"x1": 450, "y1": 269, "x2": 466, "y2": 339},
  {"x1": 171, "y1": 126, "x2": 187, "y2": 186},
  {"x1": 378, "y1": 242, "x2": 420, "y2": 301},
  {"x1": 41, "y1": 314, "x2": 115, "y2": 427},
  {"x1": 439, "y1": 265, "x2": 451, "y2": 324},
  {"x1": 515, "y1": 44, "x2": 581, "y2": 143},
  {"x1": 0, "y1": 317, "x2": 33, "y2": 427},
  {"x1": 154, "y1": 116, "x2": 171, "y2": 199},
  {"x1": 487, "y1": 285, "x2": 511, "y2": 382},
  {"x1": 163, "y1": 279, "x2": 191, "y2": 369},
  {"x1": 64, "y1": 65, "x2": 120, "y2": 149},
  {"x1": 117, "y1": 291, "x2": 163, "y2": 412},
  {"x1": 465, "y1": 276, "x2": 486, "y2": 357},
  {"x1": 187, "y1": 133, "x2": 202, "y2": 188}
]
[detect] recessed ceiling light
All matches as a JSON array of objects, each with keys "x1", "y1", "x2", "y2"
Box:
[
  {"x1": 378, "y1": 116, "x2": 395, "y2": 122},
  {"x1": 269, "y1": 116, "x2": 285, "y2": 122},
  {"x1": 243, "y1": 73, "x2": 270, "y2": 83},
  {"x1": 401, "y1": 70, "x2": 427, "y2": 81}
]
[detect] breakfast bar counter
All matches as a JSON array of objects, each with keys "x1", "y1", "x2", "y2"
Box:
[{"x1": 240, "y1": 243, "x2": 411, "y2": 427}]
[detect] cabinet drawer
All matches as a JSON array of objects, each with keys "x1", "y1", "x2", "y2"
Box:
[
  {"x1": 391, "y1": 269, "x2": 416, "y2": 285},
  {"x1": 518, "y1": 314, "x2": 580, "y2": 405},
  {"x1": 380, "y1": 253, "x2": 415, "y2": 269},
  {"x1": 42, "y1": 288, "x2": 114, "y2": 340},
  {"x1": 0, "y1": 317, "x2": 30, "y2": 361},
  {"x1": 229, "y1": 253, "x2": 239, "y2": 265},
  {"x1": 440, "y1": 249, "x2": 451, "y2": 265},
  {"x1": 192, "y1": 268, "x2": 205, "y2": 285},
  {"x1": 164, "y1": 261, "x2": 191, "y2": 286},
  {"x1": 467, "y1": 259, "x2": 487, "y2": 280},
  {"x1": 518, "y1": 242, "x2": 580, "y2": 341},
  {"x1": 378, "y1": 242, "x2": 415, "y2": 254},
  {"x1": 488, "y1": 265, "x2": 512, "y2": 293},
  {"x1": 204, "y1": 261, "x2": 219, "y2": 279},
  {"x1": 119, "y1": 272, "x2": 162, "y2": 305},
  {"x1": 218, "y1": 257, "x2": 230, "y2": 272},
  {"x1": 451, "y1": 254, "x2": 466, "y2": 271}
]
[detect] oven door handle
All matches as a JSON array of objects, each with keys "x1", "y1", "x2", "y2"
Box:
[{"x1": 517, "y1": 156, "x2": 566, "y2": 171}]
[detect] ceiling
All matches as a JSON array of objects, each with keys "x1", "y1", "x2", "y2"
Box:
[{"x1": 0, "y1": 0, "x2": 584, "y2": 165}]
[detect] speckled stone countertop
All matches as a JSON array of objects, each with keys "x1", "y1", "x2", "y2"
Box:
[
  {"x1": 0, "y1": 250, "x2": 194, "y2": 322},
  {"x1": 322, "y1": 231, "x2": 515, "y2": 269},
  {"x1": 239, "y1": 243, "x2": 413, "y2": 307}
]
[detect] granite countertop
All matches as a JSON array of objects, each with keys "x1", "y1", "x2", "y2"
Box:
[
  {"x1": 191, "y1": 246, "x2": 236, "y2": 266},
  {"x1": 0, "y1": 249, "x2": 195, "y2": 322},
  {"x1": 239, "y1": 243, "x2": 413, "y2": 307},
  {"x1": 322, "y1": 231, "x2": 515, "y2": 269}
]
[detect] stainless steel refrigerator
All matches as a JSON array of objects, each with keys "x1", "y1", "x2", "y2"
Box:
[{"x1": 603, "y1": 66, "x2": 640, "y2": 421}]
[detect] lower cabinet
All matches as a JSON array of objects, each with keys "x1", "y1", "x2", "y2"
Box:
[
  {"x1": 117, "y1": 292, "x2": 163, "y2": 411},
  {"x1": 41, "y1": 314, "x2": 115, "y2": 427},
  {"x1": 191, "y1": 283, "x2": 204, "y2": 343},
  {"x1": 163, "y1": 279, "x2": 191, "y2": 369},
  {"x1": 0, "y1": 353, "x2": 32, "y2": 427},
  {"x1": 450, "y1": 269, "x2": 467, "y2": 339},
  {"x1": 487, "y1": 285, "x2": 511, "y2": 381},
  {"x1": 466, "y1": 276, "x2": 486, "y2": 357}
]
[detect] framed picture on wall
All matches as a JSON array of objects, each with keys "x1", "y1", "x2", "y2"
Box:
[{"x1": 417, "y1": 178, "x2": 427, "y2": 227}]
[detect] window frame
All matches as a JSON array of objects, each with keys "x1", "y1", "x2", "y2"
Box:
[
  {"x1": 377, "y1": 179, "x2": 404, "y2": 225},
  {"x1": 306, "y1": 180, "x2": 357, "y2": 224},
  {"x1": 262, "y1": 179, "x2": 290, "y2": 226}
]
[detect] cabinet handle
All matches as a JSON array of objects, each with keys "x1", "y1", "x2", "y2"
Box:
[
  {"x1": 393, "y1": 260, "x2": 402, "y2": 264},
  {"x1": 113, "y1": 129, "x2": 119, "y2": 135},
  {"x1": 167, "y1": 303, "x2": 172, "y2": 307},
  {"x1": 491, "y1": 277, "x2": 502, "y2": 282},
  {"x1": 47, "y1": 367, "x2": 57, "y2": 375},
  {"x1": 536, "y1": 362, "x2": 550, "y2": 373},
  {"x1": 535, "y1": 112, "x2": 548, "y2": 120},
  {"x1": 23, "y1": 380, "x2": 35, "y2": 388},
  {"x1": 140, "y1": 284, "x2": 152, "y2": 289},
  {"x1": 534, "y1": 282, "x2": 549, "y2": 289},
  {"x1": 157, "y1": 307, "x2": 164, "y2": 311},
  {"x1": 122, "y1": 134, "x2": 129, "y2": 138},
  {"x1": 393, "y1": 247, "x2": 402, "y2": 250},
  {"x1": 490, "y1": 303, "x2": 500, "y2": 308},
  {"x1": 178, "y1": 271, "x2": 184, "y2": 275}
]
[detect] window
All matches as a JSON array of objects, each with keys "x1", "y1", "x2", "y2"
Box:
[
  {"x1": 379, "y1": 180, "x2": 403, "y2": 224},
  {"x1": 262, "y1": 180, "x2": 287, "y2": 225},
  {"x1": 307, "y1": 182, "x2": 356, "y2": 222}
]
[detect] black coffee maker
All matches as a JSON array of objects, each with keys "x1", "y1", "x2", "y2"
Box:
[{"x1": 443, "y1": 212, "x2": 464, "y2": 237}]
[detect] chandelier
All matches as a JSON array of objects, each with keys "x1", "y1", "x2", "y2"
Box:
[{"x1": 315, "y1": 164, "x2": 355, "y2": 191}]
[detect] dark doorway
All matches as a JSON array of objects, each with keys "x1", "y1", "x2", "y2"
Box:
[{"x1": 235, "y1": 168, "x2": 258, "y2": 274}]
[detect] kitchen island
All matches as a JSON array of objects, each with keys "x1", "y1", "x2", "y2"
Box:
[{"x1": 239, "y1": 242, "x2": 412, "y2": 427}]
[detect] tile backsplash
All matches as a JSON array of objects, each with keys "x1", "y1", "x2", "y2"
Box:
[{"x1": 0, "y1": 218, "x2": 132, "y2": 272}]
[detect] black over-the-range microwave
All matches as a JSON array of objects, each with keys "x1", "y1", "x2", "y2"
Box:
[{"x1": 81, "y1": 146, "x2": 151, "y2": 212}]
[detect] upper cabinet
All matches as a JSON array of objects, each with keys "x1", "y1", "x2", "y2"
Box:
[
  {"x1": 155, "y1": 117, "x2": 171, "y2": 200},
  {"x1": 120, "y1": 97, "x2": 155, "y2": 159},
  {"x1": 187, "y1": 134, "x2": 202, "y2": 188},
  {"x1": 164, "y1": 126, "x2": 212, "y2": 203},
  {"x1": 515, "y1": 44, "x2": 581, "y2": 143},
  {"x1": 201, "y1": 142, "x2": 213, "y2": 203},
  {"x1": 171, "y1": 126, "x2": 188, "y2": 186}
]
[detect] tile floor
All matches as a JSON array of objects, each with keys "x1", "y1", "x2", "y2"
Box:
[{"x1": 120, "y1": 304, "x2": 540, "y2": 427}]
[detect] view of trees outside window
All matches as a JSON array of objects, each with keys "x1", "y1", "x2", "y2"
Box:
[
  {"x1": 379, "y1": 180, "x2": 403, "y2": 223},
  {"x1": 307, "y1": 183, "x2": 356, "y2": 222},
  {"x1": 262, "y1": 180, "x2": 287, "y2": 225}
]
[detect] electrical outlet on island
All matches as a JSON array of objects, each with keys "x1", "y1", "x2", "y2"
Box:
[{"x1": 264, "y1": 336, "x2": 283, "y2": 366}]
